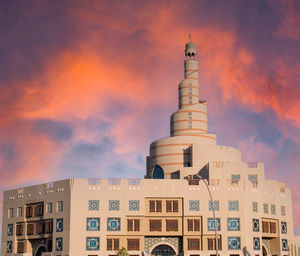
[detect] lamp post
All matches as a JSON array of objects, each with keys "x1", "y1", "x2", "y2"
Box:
[{"x1": 196, "y1": 175, "x2": 218, "y2": 256}]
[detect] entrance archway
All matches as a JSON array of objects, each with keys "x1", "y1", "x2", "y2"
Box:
[
  {"x1": 151, "y1": 244, "x2": 176, "y2": 255},
  {"x1": 262, "y1": 245, "x2": 267, "y2": 256},
  {"x1": 35, "y1": 245, "x2": 46, "y2": 256}
]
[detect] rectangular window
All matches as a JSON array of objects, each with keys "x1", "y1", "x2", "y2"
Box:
[
  {"x1": 16, "y1": 223, "x2": 24, "y2": 236},
  {"x1": 281, "y1": 206, "x2": 286, "y2": 216},
  {"x1": 149, "y1": 200, "x2": 162, "y2": 213},
  {"x1": 188, "y1": 239, "x2": 200, "y2": 250},
  {"x1": 127, "y1": 219, "x2": 140, "y2": 231},
  {"x1": 262, "y1": 221, "x2": 269, "y2": 233},
  {"x1": 166, "y1": 220, "x2": 178, "y2": 231},
  {"x1": 208, "y1": 238, "x2": 222, "y2": 251},
  {"x1": 45, "y1": 221, "x2": 53, "y2": 233},
  {"x1": 166, "y1": 200, "x2": 172, "y2": 212},
  {"x1": 26, "y1": 206, "x2": 33, "y2": 218},
  {"x1": 127, "y1": 239, "x2": 139, "y2": 251},
  {"x1": 187, "y1": 219, "x2": 200, "y2": 231},
  {"x1": 37, "y1": 222, "x2": 45, "y2": 234},
  {"x1": 271, "y1": 204, "x2": 276, "y2": 215},
  {"x1": 253, "y1": 202, "x2": 258, "y2": 212},
  {"x1": 17, "y1": 241, "x2": 25, "y2": 253},
  {"x1": 150, "y1": 220, "x2": 162, "y2": 231},
  {"x1": 270, "y1": 222, "x2": 276, "y2": 233},
  {"x1": 8, "y1": 208, "x2": 13, "y2": 218},
  {"x1": 57, "y1": 201, "x2": 63, "y2": 212},
  {"x1": 17, "y1": 207, "x2": 23, "y2": 217},
  {"x1": 35, "y1": 204, "x2": 43, "y2": 217},
  {"x1": 27, "y1": 223, "x2": 35, "y2": 235},
  {"x1": 47, "y1": 203, "x2": 53, "y2": 213},
  {"x1": 166, "y1": 200, "x2": 179, "y2": 212},
  {"x1": 263, "y1": 203, "x2": 268, "y2": 214},
  {"x1": 107, "y1": 238, "x2": 119, "y2": 250}
]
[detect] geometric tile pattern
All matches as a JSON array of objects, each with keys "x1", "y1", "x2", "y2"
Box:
[
  {"x1": 86, "y1": 237, "x2": 100, "y2": 251},
  {"x1": 253, "y1": 237, "x2": 260, "y2": 250},
  {"x1": 144, "y1": 236, "x2": 180, "y2": 254},
  {"x1": 6, "y1": 241, "x2": 13, "y2": 253},
  {"x1": 129, "y1": 200, "x2": 139, "y2": 211},
  {"x1": 253, "y1": 202, "x2": 258, "y2": 212},
  {"x1": 248, "y1": 175, "x2": 258, "y2": 183},
  {"x1": 189, "y1": 200, "x2": 200, "y2": 211},
  {"x1": 88, "y1": 200, "x2": 99, "y2": 211},
  {"x1": 228, "y1": 237, "x2": 241, "y2": 250},
  {"x1": 228, "y1": 218, "x2": 240, "y2": 231},
  {"x1": 56, "y1": 238, "x2": 63, "y2": 251},
  {"x1": 252, "y1": 219, "x2": 260, "y2": 232},
  {"x1": 7, "y1": 224, "x2": 13, "y2": 236},
  {"x1": 209, "y1": 200, "x2": 219, "y2": 211},
  {"x1": 262, "y1": 239, "x2": 271, "y2": 254},
  {"x1": 263, "y1": 203, "x2": 268, "y2": 214},
  {"x1": 87, "y1": 218, "x2": 100, "y2": 231},
  {"x1": 56, "y1": 219, "x2": 63, "y2": 232},
  {"x1": 228, "y1": 201, "x2": 239, "y2": 211},
  {"x1": 282, "y1": 239, "x2": 288, "y2": 251},
  {"x1": 107, "y1": 218, "x2": 120, "y2": 231},
  {"x1": 271, "y1": 204, "x2": 276, "y2": 215},
  {"x1": 281, "y1": 222, "x2": 287, "y2": 234},
  {"x1": 231, "y1": 174, "x2": 240, "y2": 183},
  {"x1": 208, "y1": 218, "x2": 221, "y2": 231},
  {"x1": 109, "y1": 200, "x2": 119, "y2": 211}
]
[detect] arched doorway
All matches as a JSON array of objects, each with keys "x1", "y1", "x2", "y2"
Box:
[
  {"x1": 151, "y1": 244, "x2": 176, "y2": 255},
  {"x1": 262, "y1": 245, "x2": 267, "y2": 256},
  {"x1": 152, "y1": 165, "x2": 164, "y2": 179},
  {"x1": 35, "y1": 245, "x2": 46, "y2": 256}
]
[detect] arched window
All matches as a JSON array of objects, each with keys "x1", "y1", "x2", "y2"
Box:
[
  {"x1": 152, "y1": 165, "x2": 164, "y2": 179},
  {"x1": 151, "y1": 244, "x2": 176, "y2": 255}
]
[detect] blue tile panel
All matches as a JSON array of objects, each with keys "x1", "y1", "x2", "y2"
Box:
[
  {"x1": 228, "y1": 218, "x2": 240, "y2": 231},
  {"x1": 209, "y1": 200, "x2": 219, "y2": 211},
  {"x1": 248, "y1": 175, "x2": 257, "y2": 183},
  {"x1": 281, "y1": 221, "x2": 287, "y2": 234},
  {"x1": 252, "y1": 219, "x2": 260, "y2": 232},
  {"x1": 228, "y1": 237, "x2": 241, "y2": 250},
  {"x1": 56, "y1": 219, "x2": 63, "y2": 232},
  {"x1": 109, "y1": 200, "x2": 120, "y2": 211},
  {"x1": 253, "y1": 237, "x2": 260, "y2": 250},
  {"x1": 56, "y1": 238, "x2": 63, "y2": 251},
  {"x1": 7, "y1": 224, "x2": 13, "y2": 236},
  {"x1": 207, "y1": 218, "x2": 221, "y2": 231},
  {"x1": 228, "y1": 200, "x2": 239, "y2": 211},
  {"x1": 88, "y1": 200, "x2": 99, "y2": 211},
  {"x1": 86, "y1": 237, "x2": 100, "y2": 250},
  {"x1": 282, "y1": 239, "x2": 288, "y2": 251},
  {"x1": 189, "y1": 200, "x2": 200, "y2": 211},
  {"x1": 129, "y1": 200, "x2": 139, "y2": 211},
  {"x1": 107, "y1": 218, "x2": 121, "y2": 231},
  {"x1": 87, "y1": 218, "x2": 100, "y2": 231},
  {"x1": 6, "y1": 241, "x2": 12, "y2": 253}
]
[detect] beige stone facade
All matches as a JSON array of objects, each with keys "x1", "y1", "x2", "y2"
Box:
[{"x1": 1, "y1": 38, "x2": 300, "y2": 256}]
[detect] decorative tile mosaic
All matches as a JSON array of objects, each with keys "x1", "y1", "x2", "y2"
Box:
[
  {"x1": 253, "y1": 237, "x2": 260, "y2": 250},
  {"x1": 263, "y1": 203, "x2": 268, "y2": 214},
  {"x1": 88, "y1": 200, "x2": 99, "y2": 211},
  {"x1": 271, "y1": 204, "x2": 276, "y2": 214},
  {"x1": 86, "y1": 237, "x2": 100, "y2": 250},
  {"x1": 7, "y1": 224, "x2": 13, "y2": 236},
  {"x1": 87, "y1": 218, "x2": 100, "y2": 231},
  {"x1": 6, "y1": 241, "x2": 12, "y2": 253},
  {"x1": 209, "y1": 200, "x2": 219, "y2": 211},
  {"x1": 252, "y1": 202, "x2": 258, "y2": 212},
  {"x1": 248, "y1": 174, "x2": 257, "y2": 183},
  {"x1": 189, "y1": 200, "x2": 200, "y2": 211},
  {"x1": 231, "y1": 174, "x2": 240, "y2": 183},
  {"x1": 228, "y1": 200, "x2": 239, "y2": 211},
  {"x1": 56, "y1": 238, "x2": 63, "y2": 251},
  {"x1": 282, "y1": 239, "x2": 288, "y2": 251},
  {"x1": 107, "y1": 218, "x2": 121, "y2": 231},
  {"x1": 129, "y1": 200, "x2": 139, "y2": 211},
  {"x1": 281, "y1": 206, "x2": 286, "y2": 216},
  {"x1": 56, "y1": 219, "x2": 63, "y2": 232},
  {"x1": 228, "y1": 218, "x2": 240, "y2": 231},
  {"x1": 109, "y1": 200, "x2": 120, "y2": 211},
  {"x1": 207, "y1": 218, "x2": 221, "y2": 231},
  {"x1": 281, "y1": 222, "x2": 287, "y2": 234},
  {"x1": 228, "y1": 237, "x2": 241, "y2": 250},
  {"x1": 252, "y1": 219, "x2": 260, "y2": 232}
]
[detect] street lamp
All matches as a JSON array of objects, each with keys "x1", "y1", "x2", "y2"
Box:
[{"x1": 195, "y1": 174, "x2": 218, "y2": 256}]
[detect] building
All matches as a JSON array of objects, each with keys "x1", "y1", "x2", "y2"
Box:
[{"x1": 1, "y1": 37, "x2": 300, "y2": 256}]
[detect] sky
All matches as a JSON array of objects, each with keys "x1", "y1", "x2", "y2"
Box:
[{"x1": 0, "y1": 0, "x2": 300, "y2": 239}]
